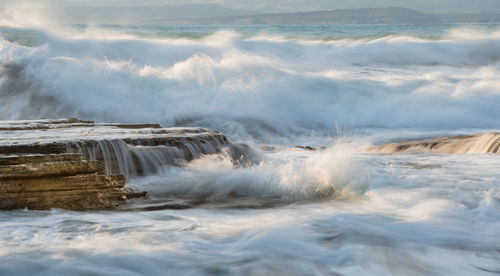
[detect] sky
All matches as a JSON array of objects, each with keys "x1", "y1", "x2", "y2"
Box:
[{"x1": 0, "y1": 0, "x2": 499, "y2": 13}]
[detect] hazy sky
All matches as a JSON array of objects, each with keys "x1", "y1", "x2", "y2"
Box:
[{"x1": 1, "y1": 0, "x2": 499, "y2": 13}]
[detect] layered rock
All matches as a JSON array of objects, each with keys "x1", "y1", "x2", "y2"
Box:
[
  {"x1": 0, "y1": 118, "x2": 247, "y2": 210},
  {"x1": 0, "y1": 154, "x2": 144, "y2": 210},
  {"x1": 0, "y1": 118, "x2": 243, "y2": 178},
  {"x1": 371, "y1": 132, "x2": 500, "y2": 154}
]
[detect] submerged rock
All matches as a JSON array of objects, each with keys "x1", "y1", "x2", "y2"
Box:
[
  {"x1": 0, "y1": 118, "x2": 247, "y2": 210},
  {"x1": 296, "y1": 145, "x2": 317, "y2": 151}
]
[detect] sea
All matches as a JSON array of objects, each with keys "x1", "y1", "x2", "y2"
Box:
[{"x1": 1, "y1": 22, "x2": 500, "y2": 275}]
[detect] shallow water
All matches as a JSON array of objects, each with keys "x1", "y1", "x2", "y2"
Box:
[{"x1": 1, "y1": 19, "x2": 500, "y2": 275}]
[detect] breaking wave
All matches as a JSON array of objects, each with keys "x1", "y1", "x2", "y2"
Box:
[
  {"x1": 1, "y1": 10, "x2": 500, "y2": 275},
  {"x1": 1, "y1": 24, "x2": 500, "y2": 142}
]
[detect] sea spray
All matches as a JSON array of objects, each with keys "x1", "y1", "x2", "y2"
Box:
[
  {"x1": 1, "y1": 25, "x2": 500, "y2": 142},
  {"x1": 129, "y1": 143, "x2": 368, "y2": 202},
  {"x1": 1, "y1": 21, "x2": 500, "y2": 275}
]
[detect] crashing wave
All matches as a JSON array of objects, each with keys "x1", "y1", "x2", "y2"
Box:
[{"x1": 1, "y1": 26, "x2": 500, "y2": 142}]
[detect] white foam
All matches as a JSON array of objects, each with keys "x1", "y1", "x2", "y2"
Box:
[
  {"x1": 1, "y1": 22, "x2": 500, "y2": 275},
  {"x1": 129, "y1": 143, "x2": 368, "y2": 201},
  {"x1": 1, "y1": 26, "x2": 500, "y2": 142}
]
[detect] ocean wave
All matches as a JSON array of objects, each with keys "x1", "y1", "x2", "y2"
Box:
[{"x1": 1, "y1": 25, "x2": 500, "y2": 141}]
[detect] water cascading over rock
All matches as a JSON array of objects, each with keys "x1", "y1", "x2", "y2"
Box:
[
  {"x1": 0, "y1": 118, "x2": 251, "y2": 210},
  {"x1": 370, "y1": 132, "x2": 500, "y2": 154}
]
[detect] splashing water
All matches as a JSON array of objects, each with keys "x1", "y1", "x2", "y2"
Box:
[
  {"x1": 1, "y1": 20, "x2": 500, "y2": 275},
  {"x1": 1, "y1": 23, "x2": 500, "y2": 141}
]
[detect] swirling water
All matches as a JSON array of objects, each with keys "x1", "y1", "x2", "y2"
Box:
[{"x1": 1, "y1": 22, "x2": 500, "y2": 275}]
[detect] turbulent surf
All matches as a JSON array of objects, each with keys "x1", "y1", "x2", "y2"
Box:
[{"x1": 1, "y1": 20, "x2": 500, "y2": 275}]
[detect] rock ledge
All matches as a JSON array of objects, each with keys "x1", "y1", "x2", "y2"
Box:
[
  {"x1": 0, "y1": 118, "x2": 241, "y2": 210},
  {"x1": 0, "y1": 154, "x2": 144, "y2": 210}
]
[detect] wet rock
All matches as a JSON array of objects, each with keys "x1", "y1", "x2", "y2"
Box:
[
  {"x1": 0, "y1": 153, "x2": 82, "y2": 166},
  {"x1": 296, "y1": 145, "x2": 317, "y2": 151},
  {"x1": 0, "y1": 160, "x2": 104, "y2": 180},
  {"x1": 0, "y1": 156, "x2": 139, "y2": 210},
  {"x1": 371, "y1": 132, "x2": 500, "y2": 154},
  {"x1": 0, "y1": 143, "x2": 68, "y2": 155},
  {"x1": 0, "y1": 118, "x2": 241, "y2": 177},
  {"x1": 0, "y1": 118, "x2": 249, "y2": 210},
  {"x1": 0, "y1": 118, "x2": 94, "y2": 131}
]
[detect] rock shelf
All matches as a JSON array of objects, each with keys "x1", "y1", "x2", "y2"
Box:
[
  {"x1": 0, "y1": 154, "x2": 143, "y2": 210},
  {"x1": 0, "y1": 118, "x2": 244, "y2": 210},
  {"x1": 371, "y1": 132, "x2": 500, "y2": 154}
]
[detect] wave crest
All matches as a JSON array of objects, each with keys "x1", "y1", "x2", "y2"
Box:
[{"x1": 1, "y1": 25, "x2": 500, "y2": 141}]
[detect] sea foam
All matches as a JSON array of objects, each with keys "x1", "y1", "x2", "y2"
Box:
[{"x1": 1, "y1": 25, "x2": 500, "y2": 143}]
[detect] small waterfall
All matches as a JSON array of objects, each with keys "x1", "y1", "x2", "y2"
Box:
[
  {"x1": 371, "y1": 132, "x2": 500, "y2": 154},
  {"x1": 0, "y1": 117, "x2": 255, "y2": 178},
  {"x1": 468, "y1": 132, "x2": 500, "y2": 153},
  {"x1": 63, "y1": 133, "x2": 251, "y2": 178}
]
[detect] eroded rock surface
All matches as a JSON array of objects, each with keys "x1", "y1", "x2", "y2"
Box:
[
  {"x1": 0, "y1": 118, "x2": 245, "y2": 210},
  {"x1": 0, "y1": 154, "x2": 143, "y2": 210},
  {"x1": 0, "y1": 118, "x2": 243, "y2": 177}
]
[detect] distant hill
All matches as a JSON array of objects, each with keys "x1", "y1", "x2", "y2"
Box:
[
  {"x1": 153, "y1": 7, "x2": 442, "y2": 25},
  {"x1": 435, "y1": 12, "x2": 500, "y2": 23},
  {"x1": 50, "y1": 4, "x2": 256, "y2": 24},
  {"x1": 11, "y1": 2, "x2": 500, "y2": 25},
  {"x1": 279, "y1": 0, "x2": 500, "y2": 15},
  {"x1": 48, "y1": 5, "x2": 500, "y2": 25}
]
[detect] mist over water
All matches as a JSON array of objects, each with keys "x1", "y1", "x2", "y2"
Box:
[
  {"x1": 1, "y1": 23, "x2": 500, "y2": 141},
  {"x1": 1, "y1": 20, "x2": 500, "y2": 275}
]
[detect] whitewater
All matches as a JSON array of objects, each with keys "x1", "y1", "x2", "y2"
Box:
[{"x1": 1, "y1": 21, "x2": 500, "y2": 275}]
